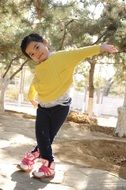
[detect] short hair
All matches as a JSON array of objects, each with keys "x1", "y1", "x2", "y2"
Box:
[{"x1": 20, "y1": 33, "x2": 44, "y2": 58}]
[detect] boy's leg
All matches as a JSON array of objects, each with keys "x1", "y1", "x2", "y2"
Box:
[
  {"x1": 49, "y1": 105, "x2": 70, "y2": 144},
  {"x1": 32, "y1": 104, "x2": 69, "y2": 179},
  {"x1": 35, "y1": 105, "x2": 53, "y2": 162},
  {"x1": 32, "y1": 105, "x2": 54, "y2": 178},
  {"x1": 31, "y1": 145, "x2": 39, "y2": 153}
]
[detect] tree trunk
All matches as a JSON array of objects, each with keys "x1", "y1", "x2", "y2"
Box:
[
  {"x1": 87, "y1": 62, "x2": 95, "y2": 117},
  {"x1": 82, "y1": 86, "x2": 88, "y2": 113},
  {"x1": 115, "y1": 84, "x2": 126, "y2": 137},
  {"x1": 0, "y1": 78, "x2": 10, "y2": 112},
  {"x1": 103, "y1": 78, "x2": 113, "y2": 96},
  {"x1": 0, "y1": 59, "x2": 28, "y2": 112},
  {"x1": 18, "y1": 69, "x2": 25, "y2": 104},
  {"x1": 33, "y1": 0, "x2": 42, "y2": 19}
]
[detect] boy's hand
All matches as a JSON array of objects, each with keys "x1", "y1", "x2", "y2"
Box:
[
  {"x1": 100, "y1": 43, "x2": 118, "y2": 53},
  {"x1": 30, "y1": 100, "x2": 38, "y2": 108}
]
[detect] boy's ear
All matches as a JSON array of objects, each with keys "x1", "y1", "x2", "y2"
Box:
[{"x1": 43, "y1": 39, "x2": 48, "y2": 46}]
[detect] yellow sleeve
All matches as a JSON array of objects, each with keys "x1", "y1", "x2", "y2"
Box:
[
  {"x1": 58, "y1": 45, "x2": 101, "y2": 68},
  {"x1": 27, "y1": 79, "x2": 38, "y2": 101}
]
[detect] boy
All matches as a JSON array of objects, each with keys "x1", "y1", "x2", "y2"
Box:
[{"x1": 18, "y1": 33, "x2": 117, "y2": 179}]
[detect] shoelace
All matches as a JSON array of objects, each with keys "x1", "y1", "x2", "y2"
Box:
[
  {"x1": 39, "y1": 165, "x2": 53, "y2": 176},
  {"x1": 25, "y1": 153, "x2": 35, "y2": 160},
  {"x1": 22, "y1": 152, "x2": 39, "y2": 166},
  {"x1": 22, "y1": 156, "x2": 34, "y2": 165}
]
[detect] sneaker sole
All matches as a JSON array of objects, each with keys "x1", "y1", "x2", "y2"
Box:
[
  {"x1": 32, "y1": 171, "x2": 55, "y2": 180},
  {"x1": 32, "y1": 173, "x2": 62, "y2": 184},
  {"x1": 17, "y1": 164, "x2": 32, "y2": 172}
]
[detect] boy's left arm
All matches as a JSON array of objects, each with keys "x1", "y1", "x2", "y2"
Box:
[{"x1": 59, "y1": 43, "x2": 118, "y2": 69}]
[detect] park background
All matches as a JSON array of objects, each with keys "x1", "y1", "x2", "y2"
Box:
[{"x1": 0, "y1": 1, "x2": 126, "y2": 189}]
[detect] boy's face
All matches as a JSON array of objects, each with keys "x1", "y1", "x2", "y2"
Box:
[{"x1": 25, "y1": 41, "x2": 49, "y2": 63}]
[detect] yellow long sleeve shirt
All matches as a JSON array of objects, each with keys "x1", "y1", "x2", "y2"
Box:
[{"x1": 28, "y1": 45, "x2": 101, "y2": 103}]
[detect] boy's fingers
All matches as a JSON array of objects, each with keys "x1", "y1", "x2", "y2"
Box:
[
  {"x1": 101, "y1": 43, "x2": 118, "y2": 53},
  {"x1": 109, "y1": 45, "x2": 118, "y2": 53}
]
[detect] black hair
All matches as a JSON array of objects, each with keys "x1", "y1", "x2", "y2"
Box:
[{"x1": 20, "y1": 33, "x2": 44, "y2": 58}]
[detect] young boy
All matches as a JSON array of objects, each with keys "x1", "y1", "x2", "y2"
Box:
[{"x1": 18, "y1": 33, "x2": 117, "y2": 179}]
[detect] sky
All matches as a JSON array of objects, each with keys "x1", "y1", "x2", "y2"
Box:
[{"x1": 53, "y1": 0, "x2": 104, "y2": 19}]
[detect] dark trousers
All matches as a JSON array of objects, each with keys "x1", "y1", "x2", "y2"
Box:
[{"x1": 33, "y1": 104, "x2": 69, "y2": 162}]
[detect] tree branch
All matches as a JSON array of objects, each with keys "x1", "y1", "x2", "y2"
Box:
[
  {"x1": 59, "y1": 19, "x2": 74, "y2": 50},
  {"x1": 92, "y1": 30, "x2": 109, "y2": 45},
  {"x1": 92, "y1": 20, "x2": 119, "y2": 45},
  {"x1": 9, "y1": 59, "x2": 28, "y2": 80},
  {"x1": 33, "y1": 0, "x2": 42, "y2": 19},
  {"x1": 2, "y1": 54, "x2": 22, "y2": 79},
  {"x1": 59, "y1": 28, "x2": 67, "y2": 50}
]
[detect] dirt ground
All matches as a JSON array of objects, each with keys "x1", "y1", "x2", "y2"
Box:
[{"x1": 1, "y1": 111, "x2": 126, "y2": 182}]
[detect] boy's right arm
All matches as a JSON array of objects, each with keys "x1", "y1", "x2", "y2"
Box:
[
  {"x1": 28, "y1": 81, "x2": 38, "y2": 108},
  {"x1": 30, "y1": 99, "x2": 38, "y2": 108}
]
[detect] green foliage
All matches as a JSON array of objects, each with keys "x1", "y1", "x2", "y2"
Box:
[{"x1": 0, "y1": 0, "x2": 125, "y2": 92}]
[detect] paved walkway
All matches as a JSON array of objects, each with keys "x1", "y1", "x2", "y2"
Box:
[
  {"x1": 1, "y1": 105, "x2": 124, "y2": 190},
  {"x1": 1, "y1": 161, "x2": 126, "y2": 190}
]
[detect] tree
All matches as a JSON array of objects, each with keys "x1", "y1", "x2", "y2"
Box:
[
  {"x1": 115, "y1": 51, "x2": 126, "y2": 137},
  {"x1": 0, "y1": 1, "x2": 31, "y2": 112},
  {"x1": 71, "y1": 0, "x2": 126, "y2": 116},
  {"x1": 115, "y1": 83, "x2": 126, "y2": 137},
  {"x1": 0, "y1": 0, "x2": 125, "y2": 118}
]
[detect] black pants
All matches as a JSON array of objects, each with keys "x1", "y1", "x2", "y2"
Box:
[{"x1": 33, "y1": 104, "x2": 69, "y2": 163}]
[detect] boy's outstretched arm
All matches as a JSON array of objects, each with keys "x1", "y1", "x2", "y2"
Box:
[
  {"x1": 100, "y1": 43, "x2": 118, "y2": 53},
  {"x1": 57, "y1": 43, "x2": 118, "y2": 69}
]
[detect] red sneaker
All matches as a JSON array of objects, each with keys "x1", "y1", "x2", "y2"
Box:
[
  {"x1": 32, "y1": 159, "x2": 55, "y2": 179},
  {"x1": 17, "y1": 149, "x2": 40, "y2": 172}
]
